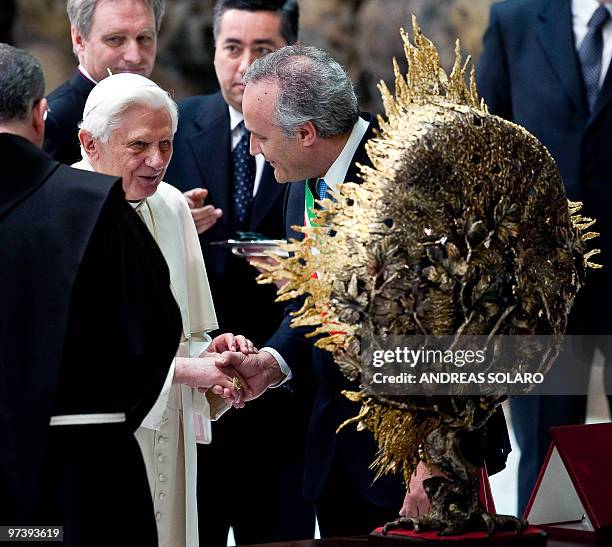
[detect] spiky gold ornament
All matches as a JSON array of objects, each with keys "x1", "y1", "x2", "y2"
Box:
[{"x1": 259, "y1": 16, "x2": 598, "y2": 536}]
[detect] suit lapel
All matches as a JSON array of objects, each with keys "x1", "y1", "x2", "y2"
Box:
[
  {"x1": 249, "y1": 163, "x2": 284, "y2": 230},
  {"x1": 536, "y1": 0, "x2": 589, "y2": 115},
  {"x1": 187, "y1": 93, "x2": 232, "y2": 234},
  {"x1": 69, "y1": 69, "x2": 96, "y2": 99},
  {"x1": 286, "y1": 181, "x2": 306, "y2": 241}
]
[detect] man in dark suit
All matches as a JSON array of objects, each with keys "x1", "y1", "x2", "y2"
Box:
[
  {"x1": 0, "y1": 43, "x2": 182, "y2": 546},
  {"x1": 163, "y1": 2, "x2": 315, "y2": 545},
  {"x1": 43, "y1": 0, "x2": 163, "y2": 164},
  {"x1": 477, "y1": 0, "x2": 612, "y2": 515},
  {"x1": 216, "y1": 44, "x2": 512, "y2": 538}
]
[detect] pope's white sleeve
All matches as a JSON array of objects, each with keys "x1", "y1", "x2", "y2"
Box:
[{"x1": 139, "y1": 360, "x2": 176, "y2": 431}]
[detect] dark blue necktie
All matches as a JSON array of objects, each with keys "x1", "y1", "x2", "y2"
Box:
[
  {"x1": 578, "y1": 5, "x2": 611, "y2": 112},
  {"x1": 232, "y1": 121, "x2": 256, "y2": 229}
]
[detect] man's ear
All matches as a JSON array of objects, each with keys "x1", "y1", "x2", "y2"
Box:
[
  {"x1": 71, "y1": 26, "x2": 85, "y2": 58},
  {"x1": 79, "y1": 129, "x2": 99, "y2": 162},
  {"x1": 31, "y1": 98, "x2": 47, "y2": 142},
  {"x1": 296, "y1": 121, "x2": 317, "y2": 148}
]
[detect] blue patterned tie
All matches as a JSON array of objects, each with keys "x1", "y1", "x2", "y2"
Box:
[
  {"x1": 232, "y1": 121, "x2": 256, "y2": 229},
  {"x1": 316, "y1": 178, "x2": 329, "y2": 200},
  {"x1": 578, "y1": 5, "x2": 610, "y2": 112}
]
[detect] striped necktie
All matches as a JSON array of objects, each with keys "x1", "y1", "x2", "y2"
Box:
[{"x1": 578, "y1": 5, "x2": 611, "y2": 112}]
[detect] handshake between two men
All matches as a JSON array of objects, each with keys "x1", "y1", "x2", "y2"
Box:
[{"x1": 173, "y1": 332, "x2": 285, "y2": 408}]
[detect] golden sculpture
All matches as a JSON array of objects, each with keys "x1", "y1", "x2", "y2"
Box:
[{"x1": 259, "y1": 17, "x2": 598, "y2": 535}]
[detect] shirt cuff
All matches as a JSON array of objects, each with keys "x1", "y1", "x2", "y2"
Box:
[
  {"x1": 140, "y1": 360, "x2": 176, "y2": 430},
  {"x1": 260, "y1": 347, "x2": 292, "y2": 387}
]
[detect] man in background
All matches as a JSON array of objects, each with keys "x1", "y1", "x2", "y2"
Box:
[
  {"x1": 477, "y1": 0, "x2": 612, "y2": 515},
  {"x1": 0, "y1": 43, "x2": 181, "y2": 546},
  {"x1": 164, "y1": 1, "x2": 315, "y2": 545},
  {"x1": 44, "y1": 0, "x2": 164, "y2": 164}
]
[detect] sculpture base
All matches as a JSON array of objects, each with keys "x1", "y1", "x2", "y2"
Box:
[{"x1": 369, "y1": 526, "x2": 547, "y2": 546}]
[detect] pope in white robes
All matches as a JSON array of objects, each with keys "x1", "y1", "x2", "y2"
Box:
[{"x1": 74, "y1": 73, "x2": 254, "y2": 547}]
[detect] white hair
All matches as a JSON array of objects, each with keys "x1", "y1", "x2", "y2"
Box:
[{"x1": 79, "y1": 80, "x2": 178, "y2": 151}]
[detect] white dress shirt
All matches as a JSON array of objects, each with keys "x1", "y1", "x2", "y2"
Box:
[
  {"x1": 319, "y1": 116, "x2": 370, "y2": 192},
  {"x1": 573, "y1": 0, "x2": 612, "y2": 88}
]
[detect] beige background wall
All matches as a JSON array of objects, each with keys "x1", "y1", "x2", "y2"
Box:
[{"x1": 5, "y1": 0, "x2": 494, "y2": 111}]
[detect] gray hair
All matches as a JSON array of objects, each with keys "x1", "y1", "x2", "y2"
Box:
[
  {"x1": 0, "y1": 43, "x2": 45, "y2": 123},
  {"x1": 67, "y1": 0, "x2": 165, "y2": 37},
  {"x1": 79, "y1": 84, "x2": 178, "y2": 146},
  {"x1": 212, "y1": 0, "x2": 299, "y2": 45},
  {"x1": 243, "y1": 45, "x2": 358, "y2": 138}
]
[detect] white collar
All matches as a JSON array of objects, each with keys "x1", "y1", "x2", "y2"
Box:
[
  {"x1": 72, "y1": 155, "x2": 94, "y2": 172},
  {"x1": 128, "y1": 198, "x2": 146, "y2": 211},
  {"x1": 228, "y1": 104, "x2": 244, "y2": 132},
  {"x1": 321, "y1": 116, "x2": 369, "y2": 191},
  {"x1": 78, "y1": 64, "x2": 98, "y2": 84},
  {"x1": 573, "y1": 0, "x2": 612, "y2": 25}
]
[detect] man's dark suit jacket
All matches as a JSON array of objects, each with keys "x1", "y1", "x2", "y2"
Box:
[
  {"x1": 164, "y1": 91, "x2": 315, "y2": 544},
  {"x1": 165, "y1": 91, "x2": 288, "y2": 342},
  {"x1": 477, "y1": 0, "x2": 612, "y2": 513},
  {"x1": 266, "y1": 117, "x2": 511, "y2": 508},
  {"x1": 477, "y1": 0, "x2": 612, "y2": 336},
  {"x1": 44, "y1": 69, "x2": 95, "y2": 165},
  {"x1": 0, "y1": 133, "x2": 181, "y2": 545}
]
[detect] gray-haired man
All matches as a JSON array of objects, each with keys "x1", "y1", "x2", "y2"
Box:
[
  {"x1": 43, "y1": 0, "x2": 164, "y2": 164},
  {"x1": 218, "y1": 44, "x2": 513, "y2": 537}
]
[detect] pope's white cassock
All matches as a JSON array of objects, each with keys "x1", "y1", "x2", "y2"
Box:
[{"x1": 74, "y1": 156, "x2": 229, "y2": 547}]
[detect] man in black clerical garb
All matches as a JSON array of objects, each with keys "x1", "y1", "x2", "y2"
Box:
[
  {"x1": 0, "y1": 43, "x2": 188, "y2": 546},
  {"x1": 44, "y1": 0, "x2": 164, "y2": 165}
]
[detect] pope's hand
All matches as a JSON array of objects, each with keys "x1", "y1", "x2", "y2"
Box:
[
  {"x1": 184, "y1": 187, "x2": 223, "y2": 234},
  {"x1": 174, "y1": 355, "x2": 244, "y2": 406}
]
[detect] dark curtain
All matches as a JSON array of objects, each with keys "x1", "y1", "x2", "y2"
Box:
[{"x1": 0, "y1": 0, "x2": 16, "y2": 44}]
